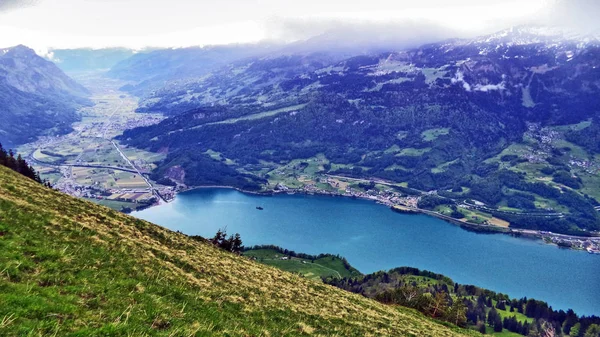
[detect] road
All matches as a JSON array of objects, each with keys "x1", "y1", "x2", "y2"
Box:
[
  {"x1": 28, "y1": 154, "x2": 139, "y2": 174},
  {"x1": 28, "y1": 94, "x2": 168, "y2": 203},
  {"x1": 111, "y1": 140, "x2": 167, "y2": 203}
]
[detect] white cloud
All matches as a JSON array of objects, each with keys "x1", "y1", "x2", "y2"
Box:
[
  {"x1": 0, "y1": 0, "x2": 40, "y2": 12},
  {"x1": 0, "y1": 0, "x2": 594, "y2": 50}
]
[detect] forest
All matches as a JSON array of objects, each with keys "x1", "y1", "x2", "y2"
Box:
[
  {"x1": 325, "y1": 267, "x2": 600, "y2": 336},
  {"x1": 0, "y1": 143, "x2": 46, "y2": 186},
  {"x1": 118, "y1": 37, "x2": 600, "y2": 235}
]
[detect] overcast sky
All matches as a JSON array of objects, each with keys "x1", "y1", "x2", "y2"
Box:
[{"x1": 0, "y1": 0, "x2": 596, "y2": 52}]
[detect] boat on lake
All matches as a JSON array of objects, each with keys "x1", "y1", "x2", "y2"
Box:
[{"x1": 256, "y1": 206, "x2": 264, "y2": 210}]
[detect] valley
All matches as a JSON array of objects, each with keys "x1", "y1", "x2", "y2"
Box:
[
  {"x1": 16, "y1": 71, "x2": 599, "y2": 251},
  {"x1": 3, "y1": 1, "x2": 600, "y2": 335},
  {"x1": 17, "y1": 74, "x2": 172, "y2": 212}
]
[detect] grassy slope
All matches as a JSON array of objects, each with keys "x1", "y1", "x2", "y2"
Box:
[{"x1": 0, "y1": 166, "x2": 475, "y2": 336}]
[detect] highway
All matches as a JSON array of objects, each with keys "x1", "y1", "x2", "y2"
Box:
[{"x1": 111, "y1": 140, "x2": 167, "y2": 203}]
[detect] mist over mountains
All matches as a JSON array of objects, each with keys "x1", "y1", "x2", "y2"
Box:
[
  {"x1": 113, "y1": 26, "x2": 600, "y2": 235},
  {"x1": 1, "y1": 23, "x2": 599, "y2": 236}
]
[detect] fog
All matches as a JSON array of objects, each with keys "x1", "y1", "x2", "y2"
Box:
[{"x1": 0, "y1": 0, "x2": 597, "y2": 50}]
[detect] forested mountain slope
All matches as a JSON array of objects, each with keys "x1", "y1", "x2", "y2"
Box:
[
  {"x1": 0, "y1": 45, "x2": 90, "y2": 147},
  {"x1": 0, "y1": 165, "x2": 475, "y2": 336},
  {"x1": 119, "y1": 27, "x2": 600, "y2": 234}
]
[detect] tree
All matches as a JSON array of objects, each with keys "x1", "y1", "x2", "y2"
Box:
[
  {"x1": 528, "y1": 322, "x2": 540, "y2": 337},
  {"x1": 563, "y1": 310, "x2": 579, "y2": 335},
  {"x1": 0, "y1": 144, "x2": 44, "y2": 184},
  {"x1": 488, "y1": 307, "x2": 498, "y2": 326},
  {"x1": 570, "y1": 323, "x2": 581, "y2": 337},
  {"x1": 210, "y1": 228, "x2": 243, "y2": 253},
  {"x1": 540, "y1": 320, "x2": 556, "y2": 337},
  {"x1": 427, "y1": 291, "x2": 448, "y2": 318},
  {"x1": 211, "y1": 229, "x2": 226, "y2": 246},
  {"x1": 494, "y1": 314, "x2": 503, "y2": 332},
  {"x1": 230, "y1": 233, "x2": 243, "y2": 253},
  {"x1": 445, "y1": 299, "x2": 467, "y2": 327},
  {"x1": 478, "y1": 322, "x2": 487, "y2": 334},
  {"x1": 585, "y1": 324, "x2": 600, "y2": 337}
]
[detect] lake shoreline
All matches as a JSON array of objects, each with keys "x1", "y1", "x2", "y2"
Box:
[
  {"x1": 144, "y1": 184, "x2": 600, "y2": 253},
  {"x1": 132, "y1": 185, "x2": 600, "y2": 316}
]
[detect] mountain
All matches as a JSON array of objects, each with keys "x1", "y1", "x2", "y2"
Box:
[
  {"x1": 0, "y1": 45, "x2": 90, "y2": 147},
  {"x1": 119, "y1": 27, "x2": 600, "y2": 235},
  {"x1": 0, "y1": 164, "x2": 475, "y2": 336},
  {"x1": 47, "y1": 48, "x2": 136, "y2": 73},
  {"x1": 107, "y1": 44, "x2": 277, "y2": 97}
]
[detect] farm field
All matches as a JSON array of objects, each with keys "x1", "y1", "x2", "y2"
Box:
[{"x1": 16, "y1": 74, "x2": 167, "y2": 205}]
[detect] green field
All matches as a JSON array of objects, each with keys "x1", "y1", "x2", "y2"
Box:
[
  {"x1": 83, "y1": 198, "x2": 148, "y2": 212},
  {"x1": 422, "y1": 128, "x2": 450, "y2": 141},
  {"x1": 244, "y1": 248, "x2": 362, "y2": 281},
  {"x1": 398, "y1": 147, "x2": 432, "y2": 156},
  {"x1": 208, "y1": 104, "x2": 307, "y2": 125}
]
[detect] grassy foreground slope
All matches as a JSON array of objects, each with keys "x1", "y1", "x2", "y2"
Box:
[{"x1": 0, "y1": 165, "x2": 474, "y2": 336}]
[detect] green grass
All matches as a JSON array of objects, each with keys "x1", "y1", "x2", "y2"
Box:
[
  {"x1": 208, "y1": 104, "x2": 307, "y2": 125},
  {"x1": 486, "y1": 326, "x2": 523, "y2": 337},
  {"x1": 490, "y1": 300, "x2": 533, "y2": 324},
  {"x1": 432, "y1": 159, "x2": 459, "y2": 173},
  {"x1": 397, "y1": 147, "x2": 432, "y2": 156},
  {"x1": 422, "y1": 128, "x2": 450, "y2": 141},
  {"x1": 484, "y1": 143, "x2": 530, "y2": 165},
  {"x1": 244, "y1": 249, "x2": 361, "y2": 281},
  {"x1": 435, "y1": 205, "x2": 456, "y2": 216},
  {"x1": 461, "y1": 208, "x2": 491, "y2": 224},
  {"x1": 551, "y1": 139, "x2": 589, "y2": 159},
  {"x1": 384, "y1": 144, "x2": 401, "y2": 154},
  {"x1": 0, "y1": 165, "x2": 475, "y2": 336},
  {"x1": 550, "y1": 119, "x2": 592, "y2": 132},
  {"x1": 579, "y1": 173, "x2": 600, "y2": 203},
  {"x1": 83, "y1": 198, "x2": 148, "y2": 211},
  {"x1": 521, "y1": 87, "x2": 535, "y2": 108}
]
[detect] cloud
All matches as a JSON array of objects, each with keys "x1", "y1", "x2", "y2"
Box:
[
  {"x1": 542, "y1": 0, "x2": 600, "y2": 34},
  {"x1": 264, "y1": 17, "x2": 464, "y2": 53},
  {"x1": 0, "y1": 0, "x2": 41, "y2": 13}
]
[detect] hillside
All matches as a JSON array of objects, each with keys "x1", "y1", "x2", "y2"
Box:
[
  {"x1": 107, "y1": 44, "x2": 276, "y2": 97},
  {"x1": 118, "y1": 27, "x2": 600, "y2": 235},
  {"x1": 325, "y1": 267, "x2": 600, "y2": 337},
  {"x1": 0, "y1": 45, "x2": 90, "y2": 147},
  {"x1": 0, "y1": 165, "x2": 475, "y2": 336}
]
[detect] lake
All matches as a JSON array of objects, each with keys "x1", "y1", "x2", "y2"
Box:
[{"x1": 133, "y1": 188, "x2": 600, "y2": 316}]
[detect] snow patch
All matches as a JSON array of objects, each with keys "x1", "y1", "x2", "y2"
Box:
[
  {"x1": 474, "y1": 82, "x2": 505, "y2": 92},
  {"x1": 451, "y1": 71, "x2": 471, "y2": 92}
]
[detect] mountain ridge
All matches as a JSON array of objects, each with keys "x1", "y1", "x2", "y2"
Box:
[
  {"x1": 0, "y1": 45, "x2": 90, "y2": 147},
  {"x1": 118, "y1": 26, "x2": 600, "y2": 235}
]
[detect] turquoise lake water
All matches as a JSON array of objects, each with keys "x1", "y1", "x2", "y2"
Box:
[{"x1": 133, "y1": 188, "x2": 600, "y2": 316}]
